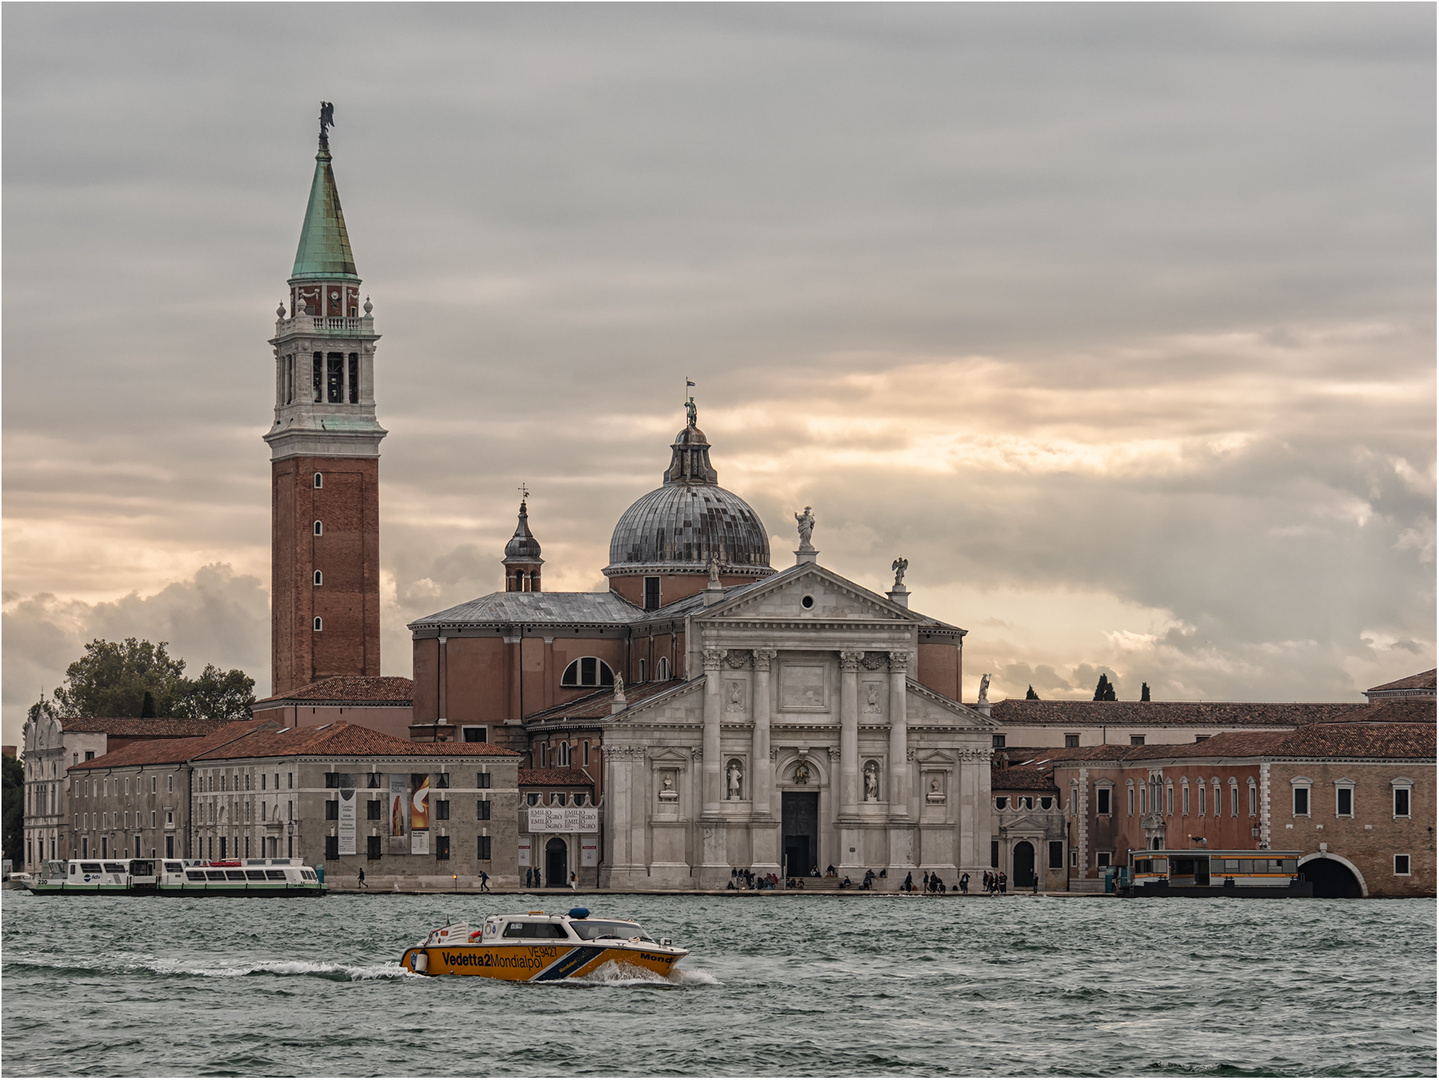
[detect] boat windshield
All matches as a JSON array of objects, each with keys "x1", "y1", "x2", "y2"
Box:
[{"x1": 569, "y1": 920, "x2": 653, "y2": 943}]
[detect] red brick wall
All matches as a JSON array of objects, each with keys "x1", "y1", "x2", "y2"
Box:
[
  {"x1": 917, "y1": 642, "x2": 961, "y2": 700},
  {"x1": 272, "y1": 456, "x2": 380, "y2": 695}
]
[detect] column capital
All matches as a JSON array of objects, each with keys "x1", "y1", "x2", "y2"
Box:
[
  {"x1": 888, "y1": 650, "x2": 911, "y2": 673},
  {"x1": 702, "y1": 648, "x2": 726, "y2": 670},
  {"x1": 753, "y1": 648, "x2": 778, "y2": 671},
  {"x1": 724, "y1": 649, "x2": 753, "y2": 669},
  {"x1": 838, "y1": 650, "x2": 865, "y2": 670}
]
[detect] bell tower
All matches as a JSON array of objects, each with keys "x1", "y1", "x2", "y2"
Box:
[{"x1": 264, "y1": 103, "x2": 386, "y2": 695}]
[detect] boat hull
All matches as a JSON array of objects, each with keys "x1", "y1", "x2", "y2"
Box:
[
  {"x1": 27, "y1": 882, "x2": 325, "y2": 897},
  {"x1": 1127, "y1": 880, "x2": 1314, "y2": 898},
  {"x1": 401, "y1": 942, "x2": 686, "y2": 981}
]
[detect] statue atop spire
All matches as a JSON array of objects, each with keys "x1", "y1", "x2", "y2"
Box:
[
  {"x1": 685, "y1": 378, "x2": 697, "y2": 428},
  {"x1": 319, "y1": 101, "x2": 335, "y2": 151}
]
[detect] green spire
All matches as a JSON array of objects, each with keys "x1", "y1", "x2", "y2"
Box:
[{"x1": 291, "y1": 148, "x2": 358, "y2": 281}]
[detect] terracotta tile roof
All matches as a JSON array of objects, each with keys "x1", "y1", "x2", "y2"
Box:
[
  {"x1": 190, "y1": 721, "x2": 518, "y2": 761},
  {"x1": 1271, "y1": 722, "x2": 1435, "y2": 760},
  {"x1": 1324, "y1": 699, "x2": 1434, "y2": 724},
  {"x1": 526, "y1": 680, "x2": 689, "y2": 723},
  {"x1": 1365, "y1": 669, "x2": 1436, "y2": 694},
  {"x1": 59, "y1": 717, "x2": 232, "y2": 738},
  {"x1": 991, "y1": 764, "x2": 1060, "y2": 792},
  {"x1": 253, "y1": 676, "x2": 414, "y2": 705},
  {"x1": 70, "y1": 721, "x2": 271, "y2": 771},
  {"x1": 989, "y1": 699, "x2": 1369, "y2": 728},
  {"x1": 519, "y1": 768, "x2": 594, "y2": 786}
]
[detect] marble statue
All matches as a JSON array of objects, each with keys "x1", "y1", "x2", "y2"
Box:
[
  {"x1": 977, "y1": 673, "x2": 990, "y2": 703},
  {"x1": 707, "y1": 555, "x2": 721, "y2": 586},
  {"x1": 727, "y1": 761, "x2": 743, "y2": 800},
  {"x1": 613, "y1": 672, "x2": 624, "y2": 698},
  {"x1": 891, "y1": 557, "x2": 908, "y2": 587},
  {"x1": 863, "y1": 762, "x2": 879, "y2": 801},
  {"x1": 795, "y1": 506, "x2": 815, "y2": 548}
]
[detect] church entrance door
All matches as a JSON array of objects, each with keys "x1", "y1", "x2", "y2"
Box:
[
  {"x1": 545, "y1": 837, "x2": 568, "y2": 888},
  {"x1": 782, "y1": 792, "x2": 819, "y2": 876},
  {"x1": 1012, "y1": 841, "x2": 1035, "y2": 888}
]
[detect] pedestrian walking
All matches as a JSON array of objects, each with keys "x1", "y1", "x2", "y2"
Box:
[
  {"x1": 999, "y1": 871, "x2": 1008, "y2": 894},
  {"x1": 479, "y1": 870, "x2": 490, "y2": 893},
  {"x1": 959, "y1": 872, "x2": 969, "y2": 894},
  {"x1": 357, "y1": 867, "x2": 367, "y2": 888},
  {"x1": 569, "y1": 871, "x2": 578, "y2": 891}
]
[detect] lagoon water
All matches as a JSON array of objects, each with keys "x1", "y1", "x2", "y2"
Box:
[{"x1": 2, "y1": 890, "x2": 1434, "y2": 1077}]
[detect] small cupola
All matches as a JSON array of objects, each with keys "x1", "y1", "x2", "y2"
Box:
[{"x1": 503, "y1": 495, "x2": 544, "y2": 592}]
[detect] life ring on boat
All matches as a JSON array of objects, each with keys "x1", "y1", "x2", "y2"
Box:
[
  {"x1": 469, "y1": 930, "x2": 483, "y2": 941},
  {"x1": 410, "y1": 950, "x2": 428, "y2": 973}
]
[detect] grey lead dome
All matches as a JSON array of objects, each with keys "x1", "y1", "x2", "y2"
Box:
[{"x1": 605, "y1": 423, "x2": 772, "y2": 575}]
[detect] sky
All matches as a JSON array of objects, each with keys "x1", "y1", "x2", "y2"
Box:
[{"x1": 3, "y1": 3, "x2": 1434, "y2": 746}]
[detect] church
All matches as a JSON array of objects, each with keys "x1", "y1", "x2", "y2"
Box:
[{"x1": 255, "y1": 107, "x2": 997, "y2": 889}]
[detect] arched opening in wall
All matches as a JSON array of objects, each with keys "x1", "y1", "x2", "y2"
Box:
[
  {"x1": 561, "y1": 658, "x2": 615, "y2": 688},
  {"x1": 655, "y1": 657, "x2": 671, "y2": 681},
  {"x1": 545, "y1": 837, "x2": 568, "y2": 888},
  {"x1": 1012, "y1": 841, "x2": 1036, "y2": 888},
  {"x1": 1299, "y1": 856, "x2": 1363, "y2": 898}
]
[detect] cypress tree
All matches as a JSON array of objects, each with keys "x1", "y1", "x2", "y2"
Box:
[
  {"x1": 1141, "y1": 682, "x2": 1151, "y2": 702},
  {"x1": 1025, "y1": 685, "x2": 1039, "y2": 700},
  {"x1": 1093, "y1": 674, "x2": 1117, "y2": 701},
  {"x1": 140, "y1": 691, "x2": 156, "y2": 718}
]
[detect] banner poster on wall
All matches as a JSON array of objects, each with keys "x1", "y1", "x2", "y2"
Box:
[
  {"x1": 337, "y1": 786, "x2": 357, "y2": 856},
  {"x1": 580, "y1": 836, "x2": 598, "y2": 867},
  {"x1": 388, "y1": 774, "x2": 409, "y2": 853},
  {"x1": 410, "y1": 828, "x2": 429, "y2": 855},
  {"x1": 410, "y1": 774, "x2": 430, "y2": 831},
  {"x1": 517, "y1": 836, "x2": 532, "y2": 867}
]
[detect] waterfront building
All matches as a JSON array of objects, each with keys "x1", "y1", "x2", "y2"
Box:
[
  {"x1": 264, "y1": 108, "x2": 386, "y2": 697},
  {"x1": 21, "y1": 716, "x2": 228, "y2": 867},
  {"x1": 69, "y1": 720, "x2": 521, "y2": 887}
]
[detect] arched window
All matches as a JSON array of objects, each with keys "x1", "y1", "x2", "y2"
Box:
[
  {"x1": 313, "y1": 617, "x2": 323, "y2": 632},
  {"x1": 313, "y1": 472, "x2": 323, "y2": 489},
  {"x1": 313, "y1": 520, "x2": 323, "y2": 536},
  {"x1": 637, "y1": 658, "x2": 646, "y2": 682},
  {"x1": 560, "y1": 657, "x2": 615, "y2": 688},
  {"x1": 558, "y1": 743, "x2": 571, "y2": 767},
  {"x1": 313, "y1": 570, "x2": 323, "y2": 586},
  {"x1": 655, "y1": 656, "x2": 671, "y2": 681}
]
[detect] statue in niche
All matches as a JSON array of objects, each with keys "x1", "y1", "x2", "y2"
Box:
[
  {"x1": 864, "y1": 762, "x2": 879, "y2": 801},
  {"x1": 977, "y1": 673, "x2": 991, "y2": 704},
  {"x1": 793, "y1": 760, "x2": 811, "y2": 785},
  {"x1": 727, "y1": 682, "x2": 744, "y2": 710},
  {"x1": 794, "y1": 506, "x2": 815, "y2": 548},
  {"x1": 891, "y1": 557, "x2": 908, "y2": 588},
  {"x1": 658, "y1": 774, "x2": 678, "y2": 801},
  {"x1": 864, "y1": 683, "x2": 881, "y2": 713},
  {"x1": 727, "y1": 761, "x2": 743, "y2": 800},
  {"x1": 927, "y1": 777, "x2": 945, "y2": 802}
]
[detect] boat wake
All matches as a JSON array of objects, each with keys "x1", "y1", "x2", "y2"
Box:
[
  {"x1": 9, "y1": 954, "x2": 416, "y2": 982},
  {"x1": 568, "y1": 960, "x2": 719, "y2": 989}
]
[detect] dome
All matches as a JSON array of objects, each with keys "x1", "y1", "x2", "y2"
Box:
[{"x1": 605, "y1": 419, "x2": 772, "y2": 577}]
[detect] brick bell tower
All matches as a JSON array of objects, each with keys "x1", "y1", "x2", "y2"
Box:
[{"x1": 264, "y1": 103, "x2": 386, "y2": 695}]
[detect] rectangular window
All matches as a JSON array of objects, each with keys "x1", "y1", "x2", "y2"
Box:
[
  {"x1": 1048, "y1": 841, "x2": 1063, "y2": 869},
  {"x1": 1394, "y1": 854, "x2": 1411, "y2": 876},
  {"x1": 476, "y1": 800, "x2": 491, "y2": 821},
  {"x1": 1198, "y1": 785, "x2": 1206, "y2": 816},
  {"x1": 151, "y1": 776, "x2": 157, "y2": 793},
  {"x1": 1336, "y1": 787, "x2": 1353, "y2": 817},
  {"x1": 462, "y1": 727, "x2": 488, "y2": 744},
  {"x1": 367, "y1": 835, "x2": 382, "y2": 860},
  {"x1": 150, "y1": 811, "x2": 156, "y2": 827},
  {"x1": 990, "y1": 840, "x2": 999, "y2": 868},
  {"x1": 435, "y1": 800, "x2": 450, "y2": 821},
  {"x1": 1064, "y1": 734, "x2": 1079, "y2": 748},
  {"x1": 348, "y1": 354, "x2": 359, "y2": 404},
  {"x1": 325, "y1": 836, "x2": 339, "y2": 859},
  {"x1": 477, "y1": 835, "x2": 492, "y2": 861},
  {"x1": 1293, "y1": 787, "x2": 1308, "y2": 816},
  {"x1": 86, "y1": 751, "x2": 95, "y2": 761},
  {"x1": 477, "y1": 772, "x2": 492, "y2": 790},
  {"x1": 367, "y1": 800, "x2": 382, "y2": 820},
  {"x1": 312, "y1": 353, "x2": 323, "y2": 402},
  {"x1": 288, "y1": 773, "x2": 293, "y2": 789},
  {"x1": 1130, "y1": 735, "x2": 1145, "y2": 746},
  {"x1": 435, "y1": 835, "x2": 451, "y2": 861},
  {"x1": 436, "y1": 773, "x2": 450, "y2": 789},
  {"x1": 644, "y1": 576, "x2": 661, "y2": 611},
  {"x1": 1127, "y1": 787, "x2": 1135, "y2": 816},
  {"x1": 1070, "y1": 848, "x2": 1078, "y2": 867},
  {"x1": 1394, "y1": 787, "x2": 1411, "y2": 818},
  {"x1": 325, "y1": 800, "x2": 339, "y2": 821},
  {"x1": 1248, "y1": 785, "x2": 1257, "y2": 816},
  {"x1": 165, "y1": 836, "x2": 174, "y2": 859},
  {"x1": 1166, "y1": 786, "x2": 1173, "y2": 816},
  {"x1": 992, "y1": 735, "x2": 1006, "y2": 749},
  {"x1": 1231, "y1": 787, "x2": 1239, "y2": 816},
  {"x1": 1096, "y1": 788, "x2": 1111, "y2": 816},
  {"x1": 583, "y1": 741, "x2": 590, "y2": 766},
  {"x1": 1096, "y1": 852, "x2": 1111, "y2": 868},
  {"x1": 326, "y1": 353, "x2": 343, "y2": 403}
]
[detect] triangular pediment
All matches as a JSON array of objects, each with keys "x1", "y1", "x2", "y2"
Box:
[{"x1": 700, "y1": 563, "x2": 929, "y2": 624}]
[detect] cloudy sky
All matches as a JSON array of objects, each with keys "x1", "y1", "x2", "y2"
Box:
[{"x1": 4, "y1": 4, "x2": 1434, "y2": 745}]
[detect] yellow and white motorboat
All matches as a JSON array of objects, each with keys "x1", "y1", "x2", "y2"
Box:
[{"x1": 400, "y1": 907, "x2": 688, "y2": 982}]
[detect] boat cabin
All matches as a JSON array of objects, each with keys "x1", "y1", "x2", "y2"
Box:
[{"x1": 1125, "y1": 848, "x2": 1305, "y2": 896}]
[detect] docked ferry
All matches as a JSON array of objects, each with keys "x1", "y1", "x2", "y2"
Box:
[
  {"x1": 401, "y1": 908, "x2": 688, "y2": 981},
  {"x1": 1121, "y1": 849, "x2": 1313, "y2": 897},
  {"x1": 25, "y1": 858, "x2": 326, "y2": 897}
]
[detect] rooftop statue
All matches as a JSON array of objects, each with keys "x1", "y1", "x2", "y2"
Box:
[
  {"x1": 891, "y1": 557, "x2": 908, "y2": 588},
  {"x1": 707, "y1": 555, "x2": 722, "y2": 586},
  {"x1": 795, "y1": 506, "x2": 815, "y2": 549},
  {"x1": 685, "y1": 396, "x2": 697, "y2": 427},
  {"x1": 978, "y1": 673, "x2": 991, "y2": 704},
  {"x1": 319, "y1": 101, "x2": 335, "y2": 149}
]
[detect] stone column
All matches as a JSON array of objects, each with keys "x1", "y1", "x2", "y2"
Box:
[
  {"x1": 751, "y1": 650, "x2": 777, "y2": 818},
  {"x1": 839, "y1": 651, "x2": 863, "y2": 817},
  {"x1": 702, "y1": 648, "x2": 725, "y2": 816},
  {"x1": 887, "y1": 651, "x2": 910, "y2": 818}
]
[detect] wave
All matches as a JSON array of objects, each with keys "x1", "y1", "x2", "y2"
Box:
[
  {"x1": 567, "y1": 959, "x2": 720, "y2": 988},
  {"x1": 8, "y1": 955, "x2": 415, "y2": 982}
]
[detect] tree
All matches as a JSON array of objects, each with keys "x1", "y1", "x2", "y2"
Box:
[
  {"x1": 1141, "y1": 682, "x2": 1151, "y2": 702},
  {"x1": 2, "y1": 752, "x2": 22, "y2": 867},
  {"x1": 1025, "y1": 685, "x2": 1040, "y2": 700},
  {"x1": 36, "y1": 638, "x2": 256, "y2": 721},
  {"x1": 1093, "y1": 674, "x2": 1117, "y2": 701}
]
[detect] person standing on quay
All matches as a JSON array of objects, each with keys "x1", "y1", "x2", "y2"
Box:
[
  {"x1": 959, "y1": 872, "x2": 969, "y2": 894},
  {"x1": 999, "y1": 871, "x2": 1008, "y2": 894}
]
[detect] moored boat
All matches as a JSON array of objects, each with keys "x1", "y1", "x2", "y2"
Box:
[
  {"x1": 1120, "y1": 848, "x2": 1313, "y2": 897},
  {"x1": 400, "y1": 907, "x2": 688, "y2": 981},
  {"x1": 25, "y1": 857, "x2": 326, "y2": 897}
]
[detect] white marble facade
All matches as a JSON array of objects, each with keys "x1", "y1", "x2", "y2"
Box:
[{"x1": 601, "y1": 562, "x2": 995, "y2": 889}]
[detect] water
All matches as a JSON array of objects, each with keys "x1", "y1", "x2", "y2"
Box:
[{"x1": 2, "y1": 890, "x2": 1434, "y2": 1077}]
